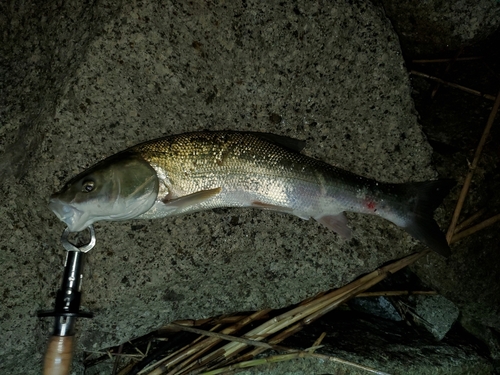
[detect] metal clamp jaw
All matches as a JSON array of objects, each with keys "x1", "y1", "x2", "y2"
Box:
[
  {"x1": 60, "y1": 225, "x2": 96, "y2": 253},
  {"x1": 38, "y1": 225, "x2": 96, "y2": 335}
]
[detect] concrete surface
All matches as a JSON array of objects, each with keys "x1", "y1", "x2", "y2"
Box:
[{"x1": 0, "y1": 1, "x2": 472, "y2": 374}]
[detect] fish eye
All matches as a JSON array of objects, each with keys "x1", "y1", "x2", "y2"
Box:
[{"x1": 82, "y1": 180, "x2": 95, "y2": 193}]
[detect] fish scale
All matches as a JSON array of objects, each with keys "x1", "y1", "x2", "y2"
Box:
[
  {"x1": 133, "y1": 132, "x2": 359, "y2": 216},
  {"x1": 49, "y1": 131, "x2": 455, "y2": 257}
]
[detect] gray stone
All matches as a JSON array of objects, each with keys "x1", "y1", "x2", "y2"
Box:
[
  {"x1": 412, "y1": 227, "x2": 500, "y2": 361},
  {"x1": 349, "y1": 296, "x2": 402, "y2": 322},
  {"x1": 380, "y1": 0, "x2": 500, "y2": 57},
  {"x1": 87, "y1": 311, "x2": 492, "y2": 375},
  {"x1": 1, "y1": 1, "x2": 455, "y2": 374},
  {"x1": 413, "y1": 295, "x2": 459, "y2": 341},
  {"x1": 241, "y1": 311, "x2": 492, "y2": 375},
  {"x1": 408, "y1": 38, "x2": 500, "y2": 363}
]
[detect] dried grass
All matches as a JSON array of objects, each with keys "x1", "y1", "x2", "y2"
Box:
[{"x1": 108, "y1": 251, "x2": 430, "y2": 375}]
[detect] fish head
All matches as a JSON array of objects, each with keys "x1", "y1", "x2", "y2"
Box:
[{"x1": 49, "y1": 152, "x2": 159, "y2": 232}]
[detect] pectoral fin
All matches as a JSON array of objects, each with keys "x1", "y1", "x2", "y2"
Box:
[
  {"x1": 161, "y1": 187, "x2": 222, "y2": 212},
  {"x1": 315, "y1": 212, "x2": 352, "y2": 239}
]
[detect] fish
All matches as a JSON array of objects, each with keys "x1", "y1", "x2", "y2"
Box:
[{"x1": 49, "y1": 131, "x2": 455, "y2": 256}]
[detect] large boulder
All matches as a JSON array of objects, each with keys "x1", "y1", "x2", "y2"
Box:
[
  {"x1": 1, "y1": 0, "x2": 451, "y2": 373},
  {"x1": 381, "y1": 0, "x2": 500, "y2": 57}
]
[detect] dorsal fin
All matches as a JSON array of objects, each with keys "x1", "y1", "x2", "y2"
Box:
[{"x1": 248, "y1": 132, "x2": 306, "y2": 152}]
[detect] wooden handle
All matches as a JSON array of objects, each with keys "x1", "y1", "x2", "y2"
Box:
[{"x1": 43, "y1": 335, "x2": 74, "y2": 375}]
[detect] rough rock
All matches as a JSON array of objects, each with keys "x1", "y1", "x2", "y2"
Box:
[
  {"x1": 188, "y1": 311, "x2": 493, "y2": 375},
  {"x1": 1, "y1": 1, "x2": 451, "y2": 374},
  {"x1": 409, "y1": 42, "x2": 500, "y2": 365},
  {"x1": 413, "y1": 294, "x2": 459, "y2": 341},
  {"x1": 238, "y1": 310, "x2": 493, "y2": 375},
  {"x1": 380, "y1": 0, "x2": 500, "y2": 57},
  {"x1": 349, "y1": 295, "x2": 402, "y2": 322}
]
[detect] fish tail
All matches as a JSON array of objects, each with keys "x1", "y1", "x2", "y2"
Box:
[{"x1": 395, "y1": 179, "x2": 455, "y2": 257}]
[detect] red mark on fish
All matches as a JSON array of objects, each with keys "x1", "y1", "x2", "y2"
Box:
[{"x1": 365, "y1": 200, "x2": 376, "y2": 212}]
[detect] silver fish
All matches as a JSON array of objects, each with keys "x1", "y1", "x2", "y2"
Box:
[{"x1": 49, "y1": 131, "x2": 454, "y2": 256}]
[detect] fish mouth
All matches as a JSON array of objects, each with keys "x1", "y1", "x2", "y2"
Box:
[{"x1": 48, "y1": 198, "x2": 87, "y2": 232}]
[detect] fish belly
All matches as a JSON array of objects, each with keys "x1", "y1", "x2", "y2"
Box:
[{"x1": 140, "y1": 160, "x2": 368, "y2": 241}]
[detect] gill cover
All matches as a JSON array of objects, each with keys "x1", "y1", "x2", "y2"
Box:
[{"x1": 49, "y1": 152, "x2": 159, "y2": 232}]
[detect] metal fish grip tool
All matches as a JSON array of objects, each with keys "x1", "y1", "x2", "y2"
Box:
[{"x1": 38, "y1": 225, "x2": 96, "y2": 375}]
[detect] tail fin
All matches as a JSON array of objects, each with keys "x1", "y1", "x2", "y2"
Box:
[{"x1": 399, "y1": 179, "x2": 455, "y2": 257}]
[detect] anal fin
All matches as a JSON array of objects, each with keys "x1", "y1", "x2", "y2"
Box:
[{"x1": 315, "y1": 212, "x2": 352, "y2": 239}]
